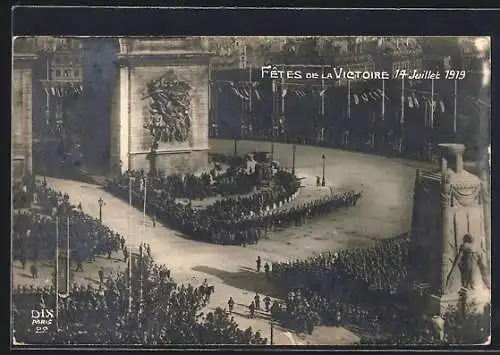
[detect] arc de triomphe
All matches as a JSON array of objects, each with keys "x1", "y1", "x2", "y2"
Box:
[{"x1": 12, "y1": 37, "x2": 212, "y2": 179}]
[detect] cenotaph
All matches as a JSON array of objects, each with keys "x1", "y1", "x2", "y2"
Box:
[{"x1": 409, "y1": 143, "x2": 491, "y2": 317}]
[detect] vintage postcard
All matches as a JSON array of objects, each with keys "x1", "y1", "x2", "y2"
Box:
[{"x1": 11, "y1": 35, "x2": 491, "y2": 347}]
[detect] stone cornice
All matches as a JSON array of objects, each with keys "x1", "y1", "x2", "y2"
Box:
[{"x1": 116, "y1": 53, "x2": 211, "y2": 67}]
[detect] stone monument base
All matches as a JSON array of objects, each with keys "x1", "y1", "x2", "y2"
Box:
[{"x1": 461, "y1": 287, "x2": 491, "y2": 315}]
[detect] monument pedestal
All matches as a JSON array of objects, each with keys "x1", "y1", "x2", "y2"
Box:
[{"x1": 410, "y1": 143, "x2": 491, "y2": 322}]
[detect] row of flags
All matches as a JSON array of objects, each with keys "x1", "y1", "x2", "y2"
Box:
[
  {"x1": 215, "y1": 80, "x2": 451, "y2": 112},
  {"x1": 41, "y1": 80, "x2": 84, "y2": 97}
]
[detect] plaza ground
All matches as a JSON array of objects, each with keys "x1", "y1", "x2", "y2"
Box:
[{"x1": 13, "y1": 140, "x2": 436, "y2": 345}]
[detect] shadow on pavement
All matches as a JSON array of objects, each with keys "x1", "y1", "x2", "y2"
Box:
[{"x1": 191, "y1": 265, "x2": 282, "y2": 298}]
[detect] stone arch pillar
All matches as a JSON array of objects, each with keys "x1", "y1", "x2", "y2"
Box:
[
  {"x1": 12, "y1": 38, "x2": 37, "y2": 179},
  {"x1": 109, "y1": 37, "x2": 212, "y2": 176}
]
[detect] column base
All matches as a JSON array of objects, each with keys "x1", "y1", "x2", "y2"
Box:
[{"x1": 426, "y1": 287, "x2": 490, "y2": 316}]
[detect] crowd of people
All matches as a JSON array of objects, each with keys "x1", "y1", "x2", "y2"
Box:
[
  {"x1": 13, "y1": 243, "x2": 268, "y2": 345},
  {"x1": 269, "y1": 236, "x2": 490, "y2": 344},
  {"x1": 107, "y1": 163, "x2": 362, "y2": 246},
  {"x1": 13, "y1": 182, "x2": 123, "y2": 267}
]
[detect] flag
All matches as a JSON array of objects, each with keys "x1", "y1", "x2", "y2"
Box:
[
  {"x1": 353, "y1": 94, "x2": 359, "y2": 105},
  {"x1": 373, "y1": 90, "x2": 381, "y2": 99},
  {"x1": 408, "y1": 96, "x2": 414, "y2": 108},
  {"x1": 369, "y1": 91, "x2": 377, "y2": 100},
  {"x1": 319, "y1": 88, "x2": 327, "y2": 97},
  {"x1": 440, "y1": 100, "x2": 445, "y2": 113},
  {"x1": 413, "y1": 95, "x2": 419, "y2": 108},
  {"x1": 362, "y1": 93, "x2": 369, "y2": 102},
  {"x1": 376, "y1": 88, "x2": 383, "y2": 96},
  {"x1": 282, "y1": 87, "x2": 287, "y2": 98},
  {"x1": 254, "y1": 88, "x2": 261, "y2": 100},
  {"x1": 51, "y1": 87, "x2": 56, "y2": 96},
  {"x1": 272, "y1": 80, "x2": 276, "y2": 93}
]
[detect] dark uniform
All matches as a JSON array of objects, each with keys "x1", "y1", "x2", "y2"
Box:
[
  {"x1": 264, "y1": 296, "x2": 271, "y2": 312},
  {"x1": 98, "y1": 267, "x2": 104, "y2": 284},
  {"x1": 249, "y1": 301, "x2": 255, "y2": 318},
  {"x1": 254, "y1": 293, "x2": 260, "y2": 310},
  {"x1": 228, "y1": 297, "x2": 235, "y2": 313},
  {"x1": 30, "y1": 263, "x2": 38, "y2": 279},
  {"x1": 264, "y1": 262, "x2": 270, "y2": 278}
]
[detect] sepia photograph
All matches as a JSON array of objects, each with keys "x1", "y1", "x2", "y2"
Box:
[{"x1": 11, "y1": 35, "x2": 491, "y2": 347}]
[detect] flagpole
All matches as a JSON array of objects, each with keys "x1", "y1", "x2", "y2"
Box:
[
  {"x1": 321, "y1": 66, "x2": 325, "y2": 116},
  {"x1": 208, "y1": 61, "x2": 212, "y2": 137},
  {"x1": 281, "y1": 65, "x2": 285, "y2": 115},
  {"x1": 271, "y1": 78, "x2": 276, "y2": 159},
  {"x1": 249, "y1": 66, "x2": 253, "y2": 138},
  {"x1": 381, "y1": 79, "x2": 385, "y2": 120},
  {"x1": 320, "y1": 66, "x2": 325, "y2": 142},
  {"x1": 249, "y1": 66, "x2": 252, "y2": 115},
  {"x1": 400, "y1": 77, "x2": 405, "y2": 125},
  {"x1": 453, "y1": 79, "x2": 457, "y2": 135},
  {"x1": 128, "y1": 177, "x2": 133, "y2": 313},
  {"x1": 281, "y1": 64, "x2": 286, "y2": 140},
  {"x1": 347, "y1": 80, "x2": 351, "y2": 121},
  {"x1": 430, "y1": 78, "x2": 435, "y2": 129},
  {"x1": 66, "y1": 216, "x2": 70, "y2": 294},
  {"x1": 425, "y1": 99, "x2": 428, "y2": 129},
  {"x1": 140, "y1": 177, "x2": 146, "y2": 316},
  {"x1": 55, "y1": 216, "x2": 59, "y2": 330}
]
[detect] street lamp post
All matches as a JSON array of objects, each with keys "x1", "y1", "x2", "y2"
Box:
[
  {"x1": 270, "y1": 321, "x2": 274, "y2": 345},
  {"x1": 321, "y1": 154, "x2": 326, "y2": 187},
  {"x1": 98, "y1": 197, "x2": 104, "y2": 223}
]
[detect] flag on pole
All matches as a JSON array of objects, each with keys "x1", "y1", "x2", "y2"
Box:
[
  {"x1": 353, "y1": 94, "x2": 359, "y2": 105},
  {"x1": 413, "y1": 95, "x2": 419, "y2": 108},
  {"x1": 254, "y1": 87, "x2": 261, "y2": 100},
  {"x1": 272, "y1": 80, "x2": 276, "y2": 93},
  {"x1": 369, "y1": 91, "x2": 377, "y2": 100},
  {"x1": 440, "y1": 100, "x2": 445, "y2": 113},
  {"x1": 282, "y1": 87, "x2": 288, "y2": 97},
  {"x1": 241, "y1": 86, "x2": 250, "y2": 98},
  {"x1": 362, "y1": 93, "x2": 369, "y2": 102},
  {"x1": 295, "y1": 89, "x2": 305, "y2": 98},
  {"x1": 319, "y1": 88, "x2": 327, "y2": 97}
]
